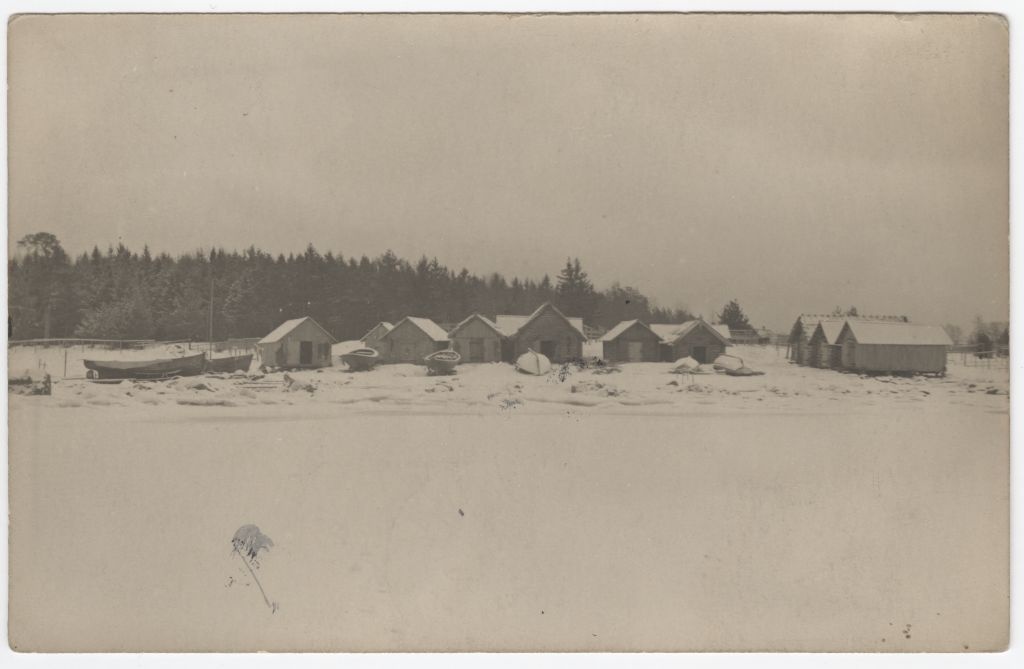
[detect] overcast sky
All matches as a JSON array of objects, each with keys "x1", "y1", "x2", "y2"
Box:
[{"x1": 7, "y1": 13, "x2": 1008, "y2": 331}]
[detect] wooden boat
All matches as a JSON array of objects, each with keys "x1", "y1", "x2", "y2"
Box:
[
  {"x1": 710, "y1": 353, "x2": 764, "y2": 376},
  {"x1": 83, "y1": 352, "x2": 206, "y2": 380},
  {"x1": 341, "y1": 348, "x2": 381, "y2": 371},
  {"x1": 725, "y1": 365, "x2": 765, "y2": 377},
  {"x1": 515, "y1": 349, "x2": 552, "y2": 376},
  {"x1": 712, "y1": 354, "x2": 744, "y2": 372},
  {"x1": 206, "y1": 353, "x2": 254, "y2": 373},
  {"x1": 670, "y1": 356, "x2": 700, "y2": 373},
  {"x1": 425, "y1": 349, "x2": 461, "y2": 375}
]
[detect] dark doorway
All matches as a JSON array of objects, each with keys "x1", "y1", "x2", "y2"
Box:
[
  {"x1": 469, "y1": 338, "x2": 484, "y2": 362},
  {"x1": 692, "y1": 346, "x2": 707, "y2": 364},
  {"x1": 540, "y1": 340, "x2": 557, "y2": 360},
  {"x1": 299, "y1": 341, "x2": 313, "y2": 365}
]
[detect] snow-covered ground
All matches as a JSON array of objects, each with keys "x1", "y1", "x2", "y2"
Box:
[
  {"x1": 8, "y1": 344, "x2": 1009, "y2": 415},
  {"x1": 7, "y1": 343, "x2": 1009, "y2": 651}
]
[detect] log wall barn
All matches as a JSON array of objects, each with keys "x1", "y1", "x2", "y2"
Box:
[
  {"x1": 650, "y1": 320, "x2": 731, "y2": 364},
  {"x1": 791, "y1": 314, "x2": 912, "y2": 366},
  {"x1": 836, "y1": 321, "x2": 952, "y2": 374},
  {"x1": 379, "y1": 316, "x2": 450, "y2": 364},
  {"x1": 600, "y1": 320, "x2": 663, "y2": 362},
  {"x1": 496, "y1": 302, "x2": 585, "y2": 363},
  {"x1": 257, "y1": 316, "x2": 336, "y2": 370},
  {"x1": 448, "y1": 313, "x2": 504, "y2": 363},
  {"x1": 663, "y1": 320, "x2": 731, "y2": 363}
]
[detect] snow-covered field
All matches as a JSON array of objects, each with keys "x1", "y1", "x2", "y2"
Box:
[{"x1": 7, "y1": 343, "x2": 1010, "y2": 651}]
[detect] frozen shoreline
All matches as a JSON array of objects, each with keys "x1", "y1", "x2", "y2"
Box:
[{"x1": 8, "y1": 344, "x2": 1009, "y2": 417}]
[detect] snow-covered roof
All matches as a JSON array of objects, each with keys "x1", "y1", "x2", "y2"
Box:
[
  {"x1": 601, "y1": 319, "x2": 659, "y2": 342},
  {"x1": 711, "y1": 323, "x2": 732, "y2": 340},
  {"x1": 360, "y1": 321, "x2": 393, "y2": 340},
  {"x1": 649, "y1": 323, "x2": 683, "y2": 342},
  {"x1": 392, "y1": 316, "x2": 450, "y2": 342},
  {"x1": 842, "y1": 321, "x2": 952, "y2": 346},
  {"x1": 650, "y1": 320, "x2": 731, "y2": 346},
  {"x1": 494, "y1": 315, "x2": 528, "y2": 336},
  {"x1": 449, "y1": 313, "x2": 505, "y2": 338},
  {"x1": 259, "y1": 317, "x2": 336, "y2": 344},
  {"x1": 813, "y1": 320, "x2": 846, "y2": 345},
  {"x1": 495, "y1": 303, "x2": 586, "y2": 339}
]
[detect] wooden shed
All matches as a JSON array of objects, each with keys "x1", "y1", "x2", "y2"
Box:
[
  {"x1": 379, "y1": 316, "x2": 450, "y2": 364},
  {"x1": 360, "y1": 322, "x2": 393, "y2": 353},
  {"x1": 496, "y1": 302, "x2": 586, "y2": 363},
  {"x1": 836, "y1": 321, "x2": 952, "y2": 374},
  {"x1": 258, "y1": 316, "x2": 336, "y2": 370},
  {"x1": 600, "y1": 320, "x2": 663, "y2": 362},
  {"x1": 448, "y1": 313, "x2": 504, "y2": 363},
  {"x1": 808, "y1": 320, "x2": 844, "y2": 369},
  {"x1": 651, "y1": 320, "x2": 732, "y2": 363},
  {"x1": 788, "y1": 315, "x2": 843, "y2": 365}
]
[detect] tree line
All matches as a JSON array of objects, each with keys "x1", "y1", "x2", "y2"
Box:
[{"x1": 8, "y1": 232, "x2": 698, "y2": 342}]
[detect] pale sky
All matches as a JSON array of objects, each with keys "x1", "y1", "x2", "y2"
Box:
[{"x1": 7, "y1": 13, "x2": 1008, "y2": 331}]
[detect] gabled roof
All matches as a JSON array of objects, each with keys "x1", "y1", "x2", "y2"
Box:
[
  {"x1": 650, "y1": 320, "x2": 731, "y2": 346},
  {"x1": 449, "y1": 313, "x2": 505, "y2": 338},
  {"x1": 649, "y1": 323, "x2": 685, "y2": 342},
  {"x1": 840, "y1": 321, "x2": 952, "y2": 346},
  {"x1": 600, "y1": 319, "x2": 660, "y2": 342},
  {"x1": 495, "y1": 302, "x2": 586, "y2": 339},
  {"x1": 711, "y1": 324, "x2": 732, "y2": 340},
  {"x1": 383, "y1": 316, "x2": 450, "y2": 343},
  {"x1": 811, "y1": 320, "x2": 845, "y2": 345},
  {"x1": 259, "y1": 317, "x2": 337, "y2": 344},
  {"x1": 360, "y1": 321, "x2": 393, "y2": 340},
  {"x1": 494, "y1": 315, "x2": 529, "y2": 336}
]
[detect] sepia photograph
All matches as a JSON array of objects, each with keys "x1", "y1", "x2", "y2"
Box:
[{"x1": 4, "y1": 10, "x2": 1011, "y2": 654}]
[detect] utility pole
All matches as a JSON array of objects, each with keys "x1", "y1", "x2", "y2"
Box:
[{"x1": 209, "y1": 276, "x2": 215, "y2": 354}]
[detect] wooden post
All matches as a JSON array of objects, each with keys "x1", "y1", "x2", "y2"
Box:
[
  {"x1": 209, "y1": 277, "x2": 215, "y2": 354},
  {"x1": 63, "y1": 347, "x2": 68, "y2": 378}
]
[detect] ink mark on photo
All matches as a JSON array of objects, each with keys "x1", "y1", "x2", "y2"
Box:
[{"x1": 231, "y1": 524, "x2": 279, "y2": 613}]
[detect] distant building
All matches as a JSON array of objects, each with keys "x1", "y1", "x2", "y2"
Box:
[
  {"x1": 379, "y1": 316, "x2": 450, "y2": 363},
  {"x1": 728, "y1": 326, "x2": 774, "y2": 345},
  {"x1": 789, "y1": 314, "x2": 909, "y2": 366},
  {"x1": 258, "y1": 316, "x2": 336, "y2": 370},
  {"x1": 600, "y1": 320, "x2": 663, "y2": 362},
  {"x1": 360, "y1": 322, "x2": 393, "y2": 353},
  {"x1": 836, "y1": 321, "x2": 952, "y2": 374},
  {"x1": 651, "y1": 319, "x2": 732, "y2": 364},
  {"x1": 448, "y1": 313, "x2": 504, "y2": 363},
  {"x1": 496, "y1": 302, "x2": 586, "y2": 363},
  {"x1": 788, "y1": 315, "x2": 844, "y2": 365}
]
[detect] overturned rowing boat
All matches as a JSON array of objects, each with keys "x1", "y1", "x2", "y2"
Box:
[
  {"x1": 341, "y1": 348, "x2": 381, "y2": 371},
  {"x1": 425, "y1": 349, "x2": 461, "y2": 375},
  {"x1": 515, "y1": 349, "x2": 552, "y2": 376},
  {"x1": 206, "y1": 353, "x2": 254, "y2": 373},
  {"x1": 83, "y1": 352, "x2": 206, "y2": 380}
]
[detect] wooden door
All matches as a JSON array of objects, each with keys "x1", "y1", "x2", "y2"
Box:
[
  {"x1": 469, "y1": 338, "x2": 484, "y2": 362},
  {"x1": 627, "y1": 341, "x2": 644, "y2": 362},
  {"x1": 692, "y1": 346, "x2": 707, "y2": 363},
  {"x1": 540, "y1": 340, "x2": 557, "y2": 360},
  {"x1": 299, "y1": 341, "x2": 313, "y2": 365}
]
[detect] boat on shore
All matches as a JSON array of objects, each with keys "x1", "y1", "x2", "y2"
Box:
[
  {"x1": 515, "y1": 349, "x2": 552, "y2": 376},
  {"x1": 341, "y1": 348, "x2": 381, "y2": 371},
  {"x1": 425, "y1": 349, "x2": 461, "y2": 375},
  {"x1": 84, "y1": 352, "x2": 206, "y2": 380},
  {"x1": 205, "y1": 353, "x2": 254, "y2": 373}
]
